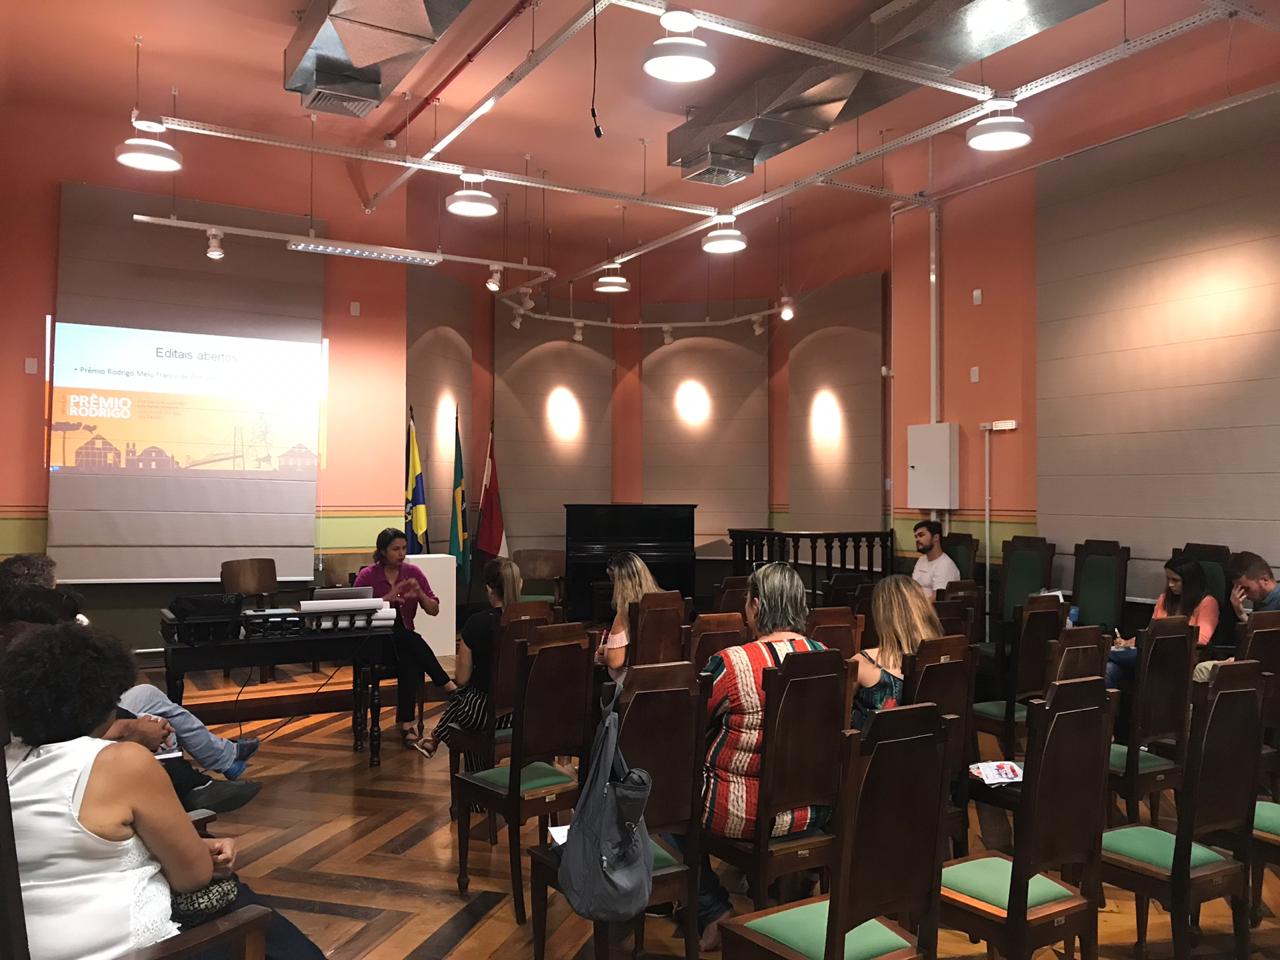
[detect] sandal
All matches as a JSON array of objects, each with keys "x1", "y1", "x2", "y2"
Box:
[
  {"x1": 411, "y1": 736, "x2": 439, "y2": 759},
  {"x1": 399, "y1": 726, "x2": 423, "y2": 749}
]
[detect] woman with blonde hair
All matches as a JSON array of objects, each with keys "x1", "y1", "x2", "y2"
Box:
[
  {"x1": 598, "y1": 551, "x2": 661, "y2": 683},
  {"x1": 414, "y1": 557, "x2": 522, "y2": 761},
  {"x1": 850, "y1": 574, "x2": 944, "y2": 728}
]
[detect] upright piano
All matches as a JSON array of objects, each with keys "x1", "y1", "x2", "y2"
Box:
[{"x1": 564, "y1": 504, "x2": 696, "y2": 622}]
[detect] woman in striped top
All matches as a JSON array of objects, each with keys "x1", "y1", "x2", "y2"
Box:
[{"x1": 693, "y1": 562, "x2": 830, "y2": 948}]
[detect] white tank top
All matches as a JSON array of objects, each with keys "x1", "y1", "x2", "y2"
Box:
[{"x1": 5, "y1": 736, "x2": 180, "y2": 960}]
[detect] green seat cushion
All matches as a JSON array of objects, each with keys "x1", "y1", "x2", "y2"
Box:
[
  {"x1": 1109, "y1": 744, "x2": 1177, "y2": 775},
  {"x1": 941, "y1": 856, "x2": 1074, "y2": 912},
  {"x1": 1101, "y1": 825, "x2": 1225, "y2": 872},
  {"x1": 467, "y1": 761, "x2": 573, "y2": 795},
  {"x1": 520, "y1": 593, "x2": 556, "y2": 604},
  {"x1": 1077, "y1": 554, "x2": 1119, "y2": 630},
  {"x1": 1256, "y1": 801, "x2": 1280, "y2": 837},
  {"x1": 973, "y1": 701, "x2": 1027, "y2": 723},
  {"x1": 745, "y1": 901, "x2": 909, "y2": 960},
  {"x1": 494, "y1": 727, "x2": 513, "y2": 743},
  {"x1": 651, "y1": 835, "x2": 678, "y2": 871}
]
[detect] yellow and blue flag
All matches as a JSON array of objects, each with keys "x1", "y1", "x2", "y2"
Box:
[
  {"x1": 404, "y1": 410, "x2": 428, "y2": 554},
  {"x1": 449, "y1": 412, "x2": 469, "y2": 578}
]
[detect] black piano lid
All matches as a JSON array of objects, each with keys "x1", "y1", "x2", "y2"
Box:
[{"x1": 565, "y1": 504, "x2": 696, "y2": 548}]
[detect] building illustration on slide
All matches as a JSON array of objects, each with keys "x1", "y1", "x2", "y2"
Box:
[{"x1": 73, "y1": 435, "x2": 121, "y2": 469}]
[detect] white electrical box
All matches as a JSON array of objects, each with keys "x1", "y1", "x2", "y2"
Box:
[{"x1": 907, "y1": 422, "x2": 959, "y2": 510}]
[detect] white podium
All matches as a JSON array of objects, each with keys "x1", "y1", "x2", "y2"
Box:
[{"x1": 405, "y1": 553, "x2": 457, "y2": 659}]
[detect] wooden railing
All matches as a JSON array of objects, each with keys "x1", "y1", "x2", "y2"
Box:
[{"x1": 728, "y1": 528, "x2": 896, "y2": 600}]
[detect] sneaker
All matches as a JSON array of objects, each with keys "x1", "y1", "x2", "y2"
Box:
[
  {"x1": 233, "y1": 737, "x2": 259, "y2": 762},
  {"x1": 222, "y1": 759, "x2": 248, "y2": 781},
  {"x1": 700, "y1": 911, "x2": 729, "y2": 953},
  {"x1": 181, "y1": 779, "x2": 261, "y2": 814}
]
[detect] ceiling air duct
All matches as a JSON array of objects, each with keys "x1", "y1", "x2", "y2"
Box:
[
  {"x1": 670, "y1": 0, "x2": 1106, "y2": 184},
  {"x1": 285, "y1": 0, "x2": 471, "y2": 118}
]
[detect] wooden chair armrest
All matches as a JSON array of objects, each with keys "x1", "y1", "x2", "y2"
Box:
[
  {"x1": 122, "y1": 904, "x2": 272, "y2": 960},
  {"x1": 187, "y1": 808, "x2": 217, "y2": 836}
]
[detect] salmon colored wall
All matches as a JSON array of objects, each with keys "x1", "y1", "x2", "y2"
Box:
[
  {"x1": 470, "y1": 288, "x2": 495, "y2": 479},
  {"x1": 611, "y1": 296, "x2": 644, "y2": 503},
  {"x1": 0, "y1": 100, "x2": 407, "y2": 556},
  {"x1": 766, "y1": 315, "x2": 789, "y2": 517}
]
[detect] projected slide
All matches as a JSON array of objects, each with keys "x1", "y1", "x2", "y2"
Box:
[{"x1": 50, "y1": 323, "x2": 323, "y2": 477}]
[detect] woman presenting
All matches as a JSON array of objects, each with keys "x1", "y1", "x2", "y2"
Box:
[{"x1": 355, "y1": 527, "x2": 456, "y2": 747}]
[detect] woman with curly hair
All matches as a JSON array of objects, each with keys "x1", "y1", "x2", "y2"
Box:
[{"x1": 1, "y1": 623, "x2": 322, "y2": 960}]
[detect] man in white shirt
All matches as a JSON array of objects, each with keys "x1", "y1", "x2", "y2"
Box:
[{"x1": 911, "y1": 520, "x2": 960, "y2": 598}]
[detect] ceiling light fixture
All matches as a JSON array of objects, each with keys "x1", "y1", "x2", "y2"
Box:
[
  {"x1": 285, "y1": 239, "x2": 442, "y2": 266},
  {"x1": 643, "y1": 35, "x2": 716, "y2": 83},
  {"x1": 486, "y1": 266, "x2": 502, "y2": 292},
  {"x1": 752, "y1": 317, "x2": 766, "y2": 336},
  {"x1": 511, "y1": 311, "x2": 523, "y2": 330},
  {"x1": 658, "y1": 8, "x2": 701, "y2": 32},
  {"x1": 517, "y1": 287, "x2": 535, "y2": 310},
  {"x1": 702, "y1": 215, "x2": 747, "y2": 254},
  {"x1": 115, "y1": 38, "x2": 183, "y2": 173},
  {"x1": 572, "y1": 322, "x2": 585, "y2": 343},
  {"x1": 662, "y1": 325, "x2": 674, "y2": 345},
  {"x1": 445, "y1": 172, "x2": 499, "y2": 217},
  {"x1": 593, "y1": 263, "x2": 630, "y2": 294},
  {"x1": 205, "y1": 229, "x2": 224, "y2": 261},
  {"x1": 779, "y1": 295, "x2": 795, "y2": 321},
  {"x1": 967, "y1": 98, "x2": 1033, "y2": 151}
]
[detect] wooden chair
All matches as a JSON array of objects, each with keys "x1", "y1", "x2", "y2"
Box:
[
  {"x1": 1173, "y1": 543, "x2": 1233, "y2": 653},
  {"x1": 938, "y1": 579, "x2": 979, "y2": 601},
  {"x1": 934, "y1": 598, "x2": 979, "y2": 645},
  {"x1": 850, "y1": 586, "x2": 880, "y2": 652},
  {"x1": 511, "y1": 548, "x2": 566, "y2": 607},
  {"x1": 501, "y1": 599, "x2": 556, "y2": 625},
  {"x1": 453, "y1": 623, "x2": 594, "y2": 923},
  {"x1": 901, "y1": 634, "x2": 975, "y2": 858},
  {"x1": 1239, "y1": 627, "x2": 1280, "y2": 802},
  {"x1": 942, "y1": 533, "x2": 980, "y2": 581},
  {"x1": 1110, "y1": 617, "x2": 1196, "y2": 826},
  {"x1": 687, "y1": 612, "x2": 747, "y2": 670},
  {"x1": 0, "y1": 691, "x2": 273, "y2": 960},
  {"x1": 997, "y1": 537, "x2": 1057, "y2": 627},
  {"x1": 941, "y1": 678, "x2": 1112, "y2": 960},
  {"x1": 716, "y1": 576, "x2": 750, "y2": 616},
  {"x1": 721, "y1": 705, "x2": 951, "y2": 960},
  {"x1": 529, "y1": 664, "x2": 711, "y2": 960},
  {"x1": 703, "y1": 649, "x2": 846, "y2": 910},
  {"x1": 1047, "y1": 625, "x2": 1109, "y2": 683},
  {"x1": 627, "y1": 590, "x2": 687, "y2": 666},
  {"x1": 220, "y1": 557, "x2": 285, "y2": 677},
  {"x1": 821, "y1": 571, "x2": 868, "y2": 608},
  {"x1": 971, "y1": 602, "x2": 1066, "y2": 760},
  {"x1": 805, "y1": 607, "x2": 860, "y2": 659},
  {"x1": 1071, "y1": 540, "x2": 1131, "y2": 633},
  {"x1": 1101, "y1": 660, "x2": 1262, "y2": 960}
]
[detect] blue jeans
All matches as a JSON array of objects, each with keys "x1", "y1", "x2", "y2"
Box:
[
  {"x1": 1106, "y1": 646, "x2": 1138, "y2": 691},
  {"x1": 118, "y1": 683, "x2": 237, "y2": 773},
  {"x1": 665, "y1": 834, "x2": 731, "y2": 933}
]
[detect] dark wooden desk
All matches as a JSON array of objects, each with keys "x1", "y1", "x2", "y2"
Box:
[{"x1": 161, "y1": 614, "x2": 395, "y2": 768}]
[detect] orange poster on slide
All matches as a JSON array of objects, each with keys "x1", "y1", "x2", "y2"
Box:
[{"x1": 50, "y1": 323, "x2": 322, "y2": 477}]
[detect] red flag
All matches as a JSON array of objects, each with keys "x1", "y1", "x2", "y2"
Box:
[{"x1": 476, "y1": 426, "x2": 508, "y2": 557}]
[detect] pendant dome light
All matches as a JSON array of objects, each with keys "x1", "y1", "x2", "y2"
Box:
[
  {"x1": 594, "y1": 263, "x2": 630, "y2": 294},
  {"x1": 445, "y1": 172, "x2": 499, "y2": 217},
  {"x1": 702, "y1": 215, "x2": 747, "y2": 254},
  {"x1": 966, "y1": 98, "x2": 1033, "y2": 152},
  {"x1": 115, "y1": 38, "x2": 183, "y2": 173},
  {"x1": 644, "y1": 35, "x2": 716, "y2": 83}
]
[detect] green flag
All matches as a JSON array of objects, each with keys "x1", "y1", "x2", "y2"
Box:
[{"x1": 449, "y1": 412, "x2": 469, "y2": 578}]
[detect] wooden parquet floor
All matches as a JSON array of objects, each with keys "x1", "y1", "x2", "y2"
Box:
[{"x1": 200, "y1": 694, "x2": 1280, "y2": 960}]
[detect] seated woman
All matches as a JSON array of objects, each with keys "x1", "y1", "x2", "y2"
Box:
[
  {"x1": 414, "y1": 557, "x2": 521, "y2": 762},
  {"x1": 1107, "y1": 555, "x2": 1219, "y2": 689},
  {"x1": 2, "y1": 623, "x2": 322, "y2": 960},
  {"x1": 693, "y1": 562, "x2": 830, "y2": 948},
  {"x1": 354, "y1": 527, "x2": 456, "y2": 748},
  {"x1": 850, "y1": 574, "x2": 944, "y2": 729},
  {"x1": 596, "y1": 551, "x2": 661, "y2": 684}
]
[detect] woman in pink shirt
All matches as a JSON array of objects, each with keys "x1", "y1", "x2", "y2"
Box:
[
  {"x1": 1107, "y1": 555, "x2": 1219, "y2": 688},
  {"x1": 354, "y1": 528, "x2": 456, "y2": 748}
]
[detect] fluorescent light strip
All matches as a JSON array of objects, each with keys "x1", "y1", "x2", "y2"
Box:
[
  {"x1": 424, "y1": 98, "x2": 497, "y2": 160},
  {"x1": 285, "y1": 239, "x2": 440, "y2": 266}
]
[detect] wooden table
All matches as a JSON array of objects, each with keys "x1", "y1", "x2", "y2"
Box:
[{"x1": 160, "y1": 612, "x2": 395, "y2": 767}]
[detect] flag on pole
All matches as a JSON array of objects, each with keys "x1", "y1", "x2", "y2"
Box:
[
  {"x1": 449, "y1": 412, "x2": 469, "y2": 577},
  {"x1": 476, "y1": 424, "x2": 508, "y2": 558},
  {"x1": 404, "y1": 409, "x2": 428, "y2": 554}
]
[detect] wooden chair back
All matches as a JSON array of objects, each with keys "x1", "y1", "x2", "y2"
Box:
[
  {"x1": 851, "y1": 588, "x2": 879, "y2": 650},
  {"x1": 1010, "y1": 605, "x2": 1065, "y2": 699},
  {"x1": 901, "y1": 635, "x2": 974, "y2": 785},
  {"x1": 757, "y1": 649, "x2": 847, "y2": 842},
  {"x1": 689, "y1": 613, "x2": 747, "y2": 670},
  {"x1": 0, "y1": 692, "x2": 30, "y2": 960},
  {"x1": 935, "y1": 598, "x2": 979, "y2": 644},
  {"x1": 509, "y1": 625, "x2": 593, "y2": 776},
  {"x1": 501, "y1": 600, "x2": 555, "y2": 625},
  {"x1": 1173, "y1": 543, "x2": 1233, "y2": 649},
  {"x1": 823, "y1": 572, "x2": 868, "y2": 608},
  {"x1": 488, "y1": 616, "x2": 549, "y2": 722},
  {"x1": 805, "y1": 606, "x2": 855, "y2": 634},
  {"x1": 1015, "y1": 679, "x2": 1112, "y2": 885},
  {"x1": 1181, "y1": 661, "x2": 1263, "y2": 850},
  {"x1": 1000, "y1": 537, "x2": 1057, "y2": 623},
  {"x1": 942, "y1": 533, "x2": 980, "y2": 581},
  {"x1": 824, "y1": 705, "x2": 950, "y2": 959},
  {"x1": 715, "y1": 576, "x2": 750, "y2": 616},
  {"x1": 628, "y1": 591, "x2": 687, "y2": 666},
  {"x1": 617, "y1": 664, "x2": 711, "y2": 833},
  {"x1": 811, "y1": 617, "x2": 863, "y2": 660},
  {"x1": 938, "y1": 580, "x2": 980, "y2": 601},
  {"x1": 219, "y1": 557, "x2": 277, "y2": 604},
  {"x1": 1070, "y1": 540, "x2": 1130, "y2": 632},
  {"x1": 1238, "y1": 627, "x2": 1280, "y2": 732},
  {"x1": 1129, "y1": 617, "x2": 1195, "y2": 755},
  {"x1": 1047, "y1": 625, "x2": 1108, "y2": 683}
]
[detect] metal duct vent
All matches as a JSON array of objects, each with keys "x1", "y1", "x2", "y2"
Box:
[
  {"x1": 681, "y1": 148, "x2": 755, "y2": 186},
  {"x1": 285, "y1": 0, "x2": 471, "y2": 118},
  {"x1": 672, "y1": 0, "x2": 1105, "y2": 184}
]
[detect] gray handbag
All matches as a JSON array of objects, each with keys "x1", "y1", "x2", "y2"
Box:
[{"x1": 557, "y1": 689, "x2": 654, "y2": 921}]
